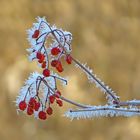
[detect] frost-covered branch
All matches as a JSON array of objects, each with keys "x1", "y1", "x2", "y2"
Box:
[
  {"x1": 16, "y1": 17, "x2": 140, "y2": 120},
  {"x1": 65, "y1": 105, "x2": 140, "y2": 119},
  {"x1": 72, "y1": 57, "x2": 120, "y2": 105},
  {"x1": 119, "y1": 100, "x2": 140, "y2": 106}
]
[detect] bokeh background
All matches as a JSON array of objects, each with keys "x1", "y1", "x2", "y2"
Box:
[{"x1": 1, "y1": 0, "x2": 140, "y2": 140}]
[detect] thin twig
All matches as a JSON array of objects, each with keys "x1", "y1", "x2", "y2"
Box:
[
  {"x1": 70, "y1": 106, "x2": 140, "y2": 114},
  {"x1": 119, "y1": 101, "x2": 140, "y2": 106},
  {"x1": 71, "y1": 57, "x2": 119, "y2": 103},
  {"x1": 47, "y1": 23, "x2": 119, "y2": 104},
  {"x1": 40, "y1": 76, "x2": 91, "y2": 108}
]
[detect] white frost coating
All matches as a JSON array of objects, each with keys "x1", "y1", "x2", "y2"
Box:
[
  {"x1": 27, "y1": 17, "x2": 72, "y2": 63},
  {"x1": 16, "y1": 71, "x2": 67, "y2": 118},
  {"x1": 75, "y1": 62, "x2": 119, "y2": 104},
  {"x1": 51, "y1": 71, "x2": 68, "y2": 86},
  {"x1": 16, "y1": 71, "x2": 67, "y2": 105},
  {"x1": 64, "y1": 105, "x2": 140, "y2": 120},
  {"x1": 27, "y1": 17, "x2": 50, "y2": 64},
  {"x1": 128, "y1": 99, "x2": 140, "y2": 103},
  {"x1": 27, "y1": 17, "x2": 50, "y2": 47},
  {"x1": 50, "y1": 30, "x2": 72, "y2": 53},
  {"x1": 16, "y1": 72, "x2": 41, "y2": 106}
]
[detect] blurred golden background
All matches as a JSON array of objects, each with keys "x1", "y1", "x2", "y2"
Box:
[{"x1": 1, "y1": 0, "x2": 140, "y2": 140}]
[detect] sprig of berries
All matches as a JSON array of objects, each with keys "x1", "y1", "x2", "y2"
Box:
[
  {"x1": 16, "y1": 17, "x2": 90, "y2": 121},
  {"x1": 18, "y1": 90, "x2": 63, "y2": 120},
  {"x1": 16, "y1": 18, "x2": 72, "y2": 120},
  {"x1": 16, "y1": 17, "x2": 140, "y2": 121}
]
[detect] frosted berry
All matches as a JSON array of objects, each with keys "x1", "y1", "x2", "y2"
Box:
[
  {"x1": 51, "y1": 47, "x2": 61, "y2": 55},
  {"x1": 46, "y1": 107, "x2": 53, "y2": 115},
  {"x1": 27, "y1": 106, "x2": 34, "y2": 115},
  {"x1": 32, "y1": 30, "x2": 40, "y2": 38},
  {"x1": 19, "y1": 100, "x2": 27, "y2": 111},
  {"x1": 29, "y1": 97, "x2": 36, "y2": 109},
  {"x1": 38, "y1": 59, "x2": 44, "y2": 63},
  {"x1": 54, "y1": 90, "x2": 61, "y2": 98},
  {"x1": 51, "y1": 60, "x2": 58, "y2": 67},
  {"x1": 56, "y1": 61, "x2": 63, "y2": 72},
  {"x1": 34, "y1": 102, "x2": 40, "y2": 111},
  {"x1": 66, "y1": 54, "x2": 72, "y2": 64},
  {"x1": 56, "y1": 99, "x2": 63, "y2": 107},
  {"x1": 49, "y1": 95, "x2": 55, "y2": 104},
  {"x1": 42, "y1": 61, "x2": 46, "y2": 68},
  {"x1": 43, "y1": 69, "x2": 50, "y2": 77},
  {"x1": 36, "y1": 52, "x2": 42, "y2": 59},
  {"x1": 29, "y1": 97, "x2": 36, "y2": 104},
  {"x1": 38, "y1": 111, "x2": 47, "y2": 120},
  {"x1": 38, "y1": 54, "x2": 45, "y2": 63}
]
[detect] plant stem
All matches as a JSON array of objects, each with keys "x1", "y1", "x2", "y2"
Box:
[
  {"x1": 60, "y1": 96, "x2": 91, "y2": 108},
  {"x1": 119, "y1": 101, "x2": 140, "y2": 106},
  {"x1": 50, "y1": 28, "x2": 119, "y2": 103},
  {"x1": 42, "y1": 21, "x2": 140, "y2": 108},
  {"x1": 70, "y1": 106, "x2": 140, "y2": 113},
  {"x1": 41, "y1": 76, "x2": 91, "y2": 108},
  {"x1": 71, "y1": 57, "x2": 119, "y2": 103}
]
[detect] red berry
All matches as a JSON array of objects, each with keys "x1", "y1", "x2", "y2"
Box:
[
  {"x1": 32, "y1": 30, "x2": 40, "y2": 38},
  {"x1": 56, "y1": 99, "x2": 63, "y2": 107},
  {"x1": 51, "y1": 47, "x2": 61, "y2": 55},
  {"x1": 42, "y1": 61, "x2": 46, "y2": 68},
  {"x1": 19, "y1": 100, "x2": 27, "y2": 111},
  {"x1": 27, "y1": 106, "x2": 34, "y2": 115},
  {"x1": 43, "y1": 69, "x2": 50, "y2": 77},
  {"x1": 29, "y1": 97, "x2": 36, "y2": 109},
  {"x1": 34, "y1": 102, "x2": 40, "y2": 111},
  {"x1": 56, "y1": 61, "x2": 63, "y2": 72},
  {"x1": 29, "y1": 97, "x2": 36, "y2": 104},
  {"x1": 51, "y1": 60, "x2": 58, "y2": 67},
  {"x1": 38, "y1": 59, "x2": 44, "y2": 63},
  {"x1": 66, "y1": 54, "x2": 72, "y2": 64},
  {"x1": 38, "y1": 54, "x2": 45, "y2": 63},
  {"x1": 49, "y1": 95, "x2": 55, "y2": 104},
  {"x1": 36, "y1": 52, "x2": 42, "y2": 59},
  {"x1": 46, "y1": 107, "x2": 53, "y2": 115},
  {"x1": 54, "y1": 90, "x2": 61, "y2": 98},
  {"x1": 38, "y1": 111, "x2": 47, "y2": 120}
]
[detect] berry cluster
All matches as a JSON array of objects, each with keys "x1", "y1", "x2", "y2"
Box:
[
  {"x1": 50, "y1": 46, "x2": 72, "y2": 71},
  {"x1": 36, "y1": 45, "x2": 72, "y2": 76},
  {"x1": 33, "y1": 29, "x2": 73, "y2": 76},
  {"x1": 16, "y1": 18, "x2": 73, "y2": 121},
  {"x1": 18, "y1": 90, "x2": 63, "y2": 120}
]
